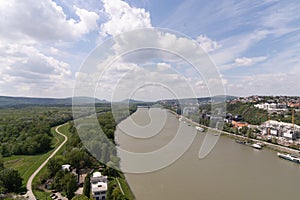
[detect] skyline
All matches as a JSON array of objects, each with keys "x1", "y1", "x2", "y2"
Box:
[{"x1": 0, "y1": 0, "x2": 299, "y2": 100}]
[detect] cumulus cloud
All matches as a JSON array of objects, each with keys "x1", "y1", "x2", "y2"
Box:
[
  {"x1": 0, "y1": 43, "x2": 73, "y2": 97},
  {"x1": 78, "y1": 28, "x2": 225, "y2": 101},
  {"x1": 196, "y1": 35, "x2": 222, "y2": 52},
  {"x1": 0, "y1": 0, "x2": 99, "y2": 42},
  {"x1": 100, "y1": 0, "x2": 152, "y2": 37},
  {"x1": 233, "y1": 56, "x2": 267, "y2": 67},
  {"x1": 94, "y1": 61, "x2": 206, "y2": 101},
  {"x1": 0, "y1": 0, "x2": 101, "y2": 97}
]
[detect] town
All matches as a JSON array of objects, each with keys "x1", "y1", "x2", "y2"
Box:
[{"x1": 161, "y1": 95, "x2": 300, "y2": 151}]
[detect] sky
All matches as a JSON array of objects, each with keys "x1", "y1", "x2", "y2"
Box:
[{"x1": 0, "y1": 0, "x2": 300, "y2": 101}]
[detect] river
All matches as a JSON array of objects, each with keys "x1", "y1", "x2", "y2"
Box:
[{"x1": 115, "y1": 108, "x2": 300, "y2": 200}]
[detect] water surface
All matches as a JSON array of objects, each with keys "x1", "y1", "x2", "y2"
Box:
[{"x1": 116, "y1": 108, "x2": 300, "y2": 200}]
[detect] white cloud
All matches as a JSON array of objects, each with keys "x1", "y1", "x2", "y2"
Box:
[
  {"x1": 94, "y1": 61, "x2": 206, "y2": 101},
  {"x1": 73, "y1": 6, "x2": 99, "y2": 36},
  {"x1": 157, "y1": 63, "x2": 171, "y2": 71},
  {"x1": 0, "y1": 0, "x2": 99, "y2": 42},
  {"x1": 0, "y1": 44, "x2": 73, "y2": 97},
  {"x1": 100, "y1": 0, "x2": 152, "y2": 37},
  {"x1": 224, "y1": 72, "x2": 300, "y2": 97},
  {"x1": 233, "y1": 56, "x2": 267, "y2": 67},
  {"x1": 211, "y1": 30, "x2": 270, "y2": 68},
  {"x1": 196, "y1": 35, "x2": 222, "y2": 52},
  {"x1": 0, "y1": 0, "x2": 101, "y2": 97}
]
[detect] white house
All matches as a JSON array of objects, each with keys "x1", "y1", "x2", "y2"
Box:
[
  {"x1": 61, "y1": 164, "x2": 71, "y2": 171},
  {"x1": 254, "y1": 103, "x2": 287, "y2": 112},
  {"x1": 91, "y1": 172, "x2": 108, "y2": 200},
  {"x1": 270, "y1": 129, "x2": 278, "y2": 136},
  {"x1": 283, "y1": 130, "x2": 294, "y2": 139}
]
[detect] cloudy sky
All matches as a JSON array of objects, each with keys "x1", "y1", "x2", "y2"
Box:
[{"x1": 0, "y1": 0, "x2": 299, "y2": 100}]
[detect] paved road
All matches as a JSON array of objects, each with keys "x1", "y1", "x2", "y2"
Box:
[{"x1": 26, "y1": 124, "x2": 68, "y2": 200}]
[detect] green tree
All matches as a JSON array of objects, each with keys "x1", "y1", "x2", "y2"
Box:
[
  {"x1": 47, "y1": 156, "x2": 65, "y2": 176},
  {"x1": 240, "y1": 126, "x2": 249, "y2": 136},
  {"x1": 53, "y1": 170, "x2": 65, "y2": 191},
  {"x1": 0, "y1": 168, "x2": 23, "y2": 192},
  {"x1": 0, "y1": 180, "x2": 6, "y2": 193},
  {"x1": 66, "y1": 148, "x2": 85, "y2": 170},
  {"x1": 0, "y1": 154, "x2": 4, "y2": 170},
  {"x1": 246, "y1": 128, "x2": 254, "y2": 138},
  {"x1": 83, "y1": 175, "x2": 91, "y2": 198},
  {"x1": 233, "y1": 127, "x2": 239, "y2": 135},
  {"x1": 71, "y1": 195, "x2": 89, "y2": 200},
  {"x1": 112, "y1": 187, "x2": 127, "y2": 200},
  {"x1": 103, "y1": 162, "x2": 119, "y2": 178},
  {"x1": 64, "y1": 173, "x2": 78, "y2": 200}
]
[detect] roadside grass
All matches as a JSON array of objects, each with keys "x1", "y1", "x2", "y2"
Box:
[
  {"x1": 3, "y1": 124, "x2": 66, "y2": 187},
  {"x1": 32, "y1": 123, "x2": 71, "y2": 200},
  {"x1": 34, "y1": 190, "x2": 52, "y2": 200},
  {"x1": 118, "y1": 174, "x2": 135, "y2": 200}
]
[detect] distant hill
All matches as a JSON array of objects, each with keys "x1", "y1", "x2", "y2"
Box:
[
  {"x1": 0, "y1": 95, "x2": 238, "y2": 107},
  {"x1": 0, "y1": 96, "x2": 107, "y2": 107},
  {"x1": 120, "y1": 99, "x2": 148, "y2": 103}
]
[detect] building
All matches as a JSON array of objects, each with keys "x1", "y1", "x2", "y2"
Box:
[
  {"x1": 259, "y1": 120, "x2": 300, "y2": 140},
  {"x1": 254, "y1": 103, "x2": 287, "y2": 113},
  {"x1": 91, "y1": 172, "x2": 108, "y2": 200},
  {"x1": 61, "y1": 164, "x2": 71, "y2": 171},
  {"x1": 231, "y1": 120, "x2": 248, "y2": 129}
]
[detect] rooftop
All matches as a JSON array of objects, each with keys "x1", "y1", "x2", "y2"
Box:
[{"x1": 91, "y1": 181, "x2": 107, "y2": 192}]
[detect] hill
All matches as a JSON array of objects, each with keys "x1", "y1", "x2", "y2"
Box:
[{"x1": 0, "y1": 96, "x2": 107, "y2": 107}]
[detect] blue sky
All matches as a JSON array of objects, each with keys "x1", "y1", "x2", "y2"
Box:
[{"x1": 0, "y1": 0, "x2": 299, "y2": 100}]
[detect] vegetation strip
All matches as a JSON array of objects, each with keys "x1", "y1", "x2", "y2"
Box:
[{"x1": 115, "y1": 178, "x2": 125, "y2": 195}]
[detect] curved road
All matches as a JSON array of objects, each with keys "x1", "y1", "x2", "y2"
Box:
[{"x1": 26, "y1": 124, "x2": 68, "y2": 200}]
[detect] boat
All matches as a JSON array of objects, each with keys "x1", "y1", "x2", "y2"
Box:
[
  {"x1": 235, "y1": 140, "x2": 246, "y2": 144},
  {"x1": 251, "y1": 143, "x2": 262, "y2": 150},
  {"x1": 195, "y1": 126, "x2": 204, "y2": 132},
  {"x1": 277, "y1": 152, "x2": 300, "y2": 164}
]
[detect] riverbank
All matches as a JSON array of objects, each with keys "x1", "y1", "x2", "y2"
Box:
[{"x1": 167, "y1": 109, "x2": 300, "y2": 155}]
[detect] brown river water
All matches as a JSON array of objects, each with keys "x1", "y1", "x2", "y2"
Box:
[{"x1": 115, "y1": 108, "x2": 300, "y2": 200}]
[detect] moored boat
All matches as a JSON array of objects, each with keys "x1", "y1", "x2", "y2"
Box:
[
  {"x1": 195, "y1": 126, "x2": 204, "y2": 132},
  {"x1": 235, "y1": 140, "x2": 246, "y2": 144},
  {"x1": 277, "y1": 152, "x2": 300, "y2": 164},
  {"x1": 252, "y1": 143, "x2": 262, "y2": 150}
]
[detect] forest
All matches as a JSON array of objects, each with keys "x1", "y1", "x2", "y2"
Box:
[{"x1": 0, "y1": 106, "x2": 73, "y2": 156}]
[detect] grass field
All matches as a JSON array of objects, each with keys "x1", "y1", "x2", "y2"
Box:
[{"x1": 3, "y1": 124, "x2": 67, "y2": 188}]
